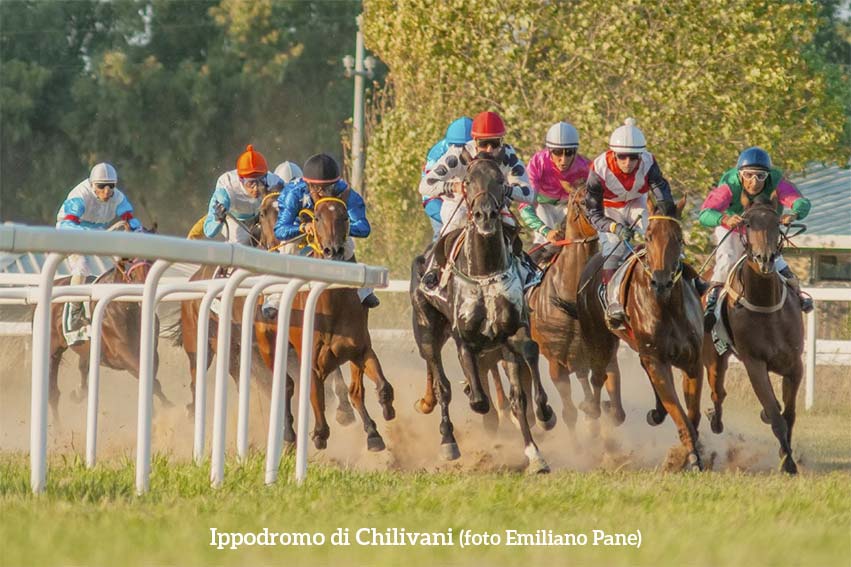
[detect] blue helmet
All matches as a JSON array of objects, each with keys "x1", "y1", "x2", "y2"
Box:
[
  {"x1": 737, "y1": 146, "x2": 772, "y2": 171},
  {"x1": 445, "y1": 117, "x2": 473, "y2": 146}
]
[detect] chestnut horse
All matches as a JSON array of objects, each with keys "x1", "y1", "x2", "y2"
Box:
[
  {"x1": 702, "y1": 199, "x2": 804, "y2": 474},
  {"x1": 48, "y1": 256, "x2": 172, "y2": 422},
  {"x1": 410, "y1": 156, "x2": 554, "y2": 473},
  {"x1": 254, "y1": 188, "x2": 396, "y2": 452},
  {"x1": 576, "y1": 198, "x2": 705, "y2": 470},
  {"x1": 526, "y1": 187, "x2": 625, "y2": 432}
]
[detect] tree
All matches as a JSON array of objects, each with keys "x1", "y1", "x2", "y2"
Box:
[{"x1": 361, "y1": 0, "x2": 849, "y2": 274}]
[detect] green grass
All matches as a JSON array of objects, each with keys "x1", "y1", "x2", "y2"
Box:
[{"x1": 1, "y1": 453, "x2": 849, "y2": 567}]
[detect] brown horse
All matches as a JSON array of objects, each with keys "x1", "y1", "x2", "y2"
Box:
[
  {"x1": 254, "y1": 188, "x2": 396, "y2": 452},
  {"x1": 526, "y1": 188, "x2": 625, "y2": 432},
  {"x1": 48, "y1": 256, "x2": 172, "y2": 422},
  {"x1": 410, "y1": 156, "x2": 554, "y2": 473},
  {"x1": 576, "y1": 197, "x2": 705, "y2": 470},
  {"x1": 702, "y1": 199, "x2": 804, "y2": 474}
]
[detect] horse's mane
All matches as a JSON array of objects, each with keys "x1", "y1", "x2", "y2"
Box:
[{"x1": 745, "y1": 194, "x2": 779, "y2": 229}]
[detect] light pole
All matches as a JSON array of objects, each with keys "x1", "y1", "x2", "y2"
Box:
[{"x1": 342, "y1": 14, "x2": 375, "y2": 193}]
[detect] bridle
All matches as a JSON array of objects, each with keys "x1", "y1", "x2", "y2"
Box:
[
  {"x1": 297, "y1": 196, "x2": 349, "y2": 257},
  {"x1": 629, "y1": 214, "x2": 684, "y2": 284}
]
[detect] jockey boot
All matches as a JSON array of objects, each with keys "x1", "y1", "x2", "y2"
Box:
[
  {"x1": 704, "y1": 284, "x2": 722, "y2": 333},
  {"x1": 422, "y1": 267, "x2": 441, "y2": 290},
  {"x1": 601, "y1": 268, "x2": 626, "y2": 329},
  {"x1": 779, "y1": 267, "x2": 814, "y2": 313},
  {"x1": 68, "y1": 302, "x2": 88, "y2": 332},
  {"x1": 361, "y1": 293, "x2": 381, "y2": 309}
]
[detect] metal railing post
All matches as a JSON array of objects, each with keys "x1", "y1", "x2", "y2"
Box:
[
  {"x1": 805, "y1": 308, "x2": 816, "y2": 410},
  {"x1": 193, "y1": 279, "x2": 229, "y2": 463},
  {"x1": 296, "y1": 282, "x2": 329, "y2": 484}
]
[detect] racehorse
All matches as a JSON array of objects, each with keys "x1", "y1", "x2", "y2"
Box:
[
  {"x1": 48, "y1": 225, "x2": 172, "y2": 423},
  {"x1": 576, "y1": 197, "x2": 705, "y2": 470},
  {"x1": 702, "y1": 198, "x2": 804, "y2": 474},
  {"x1": 410, "y1": 155, "x2": 554, "y2": 473},
  {"x1": 526, "y1": 187, "x2": 624, "y2": 432},
  {"x1": 255, "y1": 187, "x2": 396, "y2": 452}
]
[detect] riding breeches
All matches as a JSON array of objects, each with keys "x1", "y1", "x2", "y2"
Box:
[
  {"x1": 530, "y1": 201, "x2": 567, "y2": 245},
  {"x1": 711, "y1": 225, "x2": 788, "y2": 284},
  {"x1": 67, "y1": 254, "x2": 91, "y2": 277},
  {"x1": 599, "y1": 197, "x2": 647, "y2": 271},
  {"x1": 223, "y1": 215, "x2": 255, "y2": 246}
]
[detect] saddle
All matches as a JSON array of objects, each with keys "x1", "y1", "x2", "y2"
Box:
[{"x1": 602, "y1": 249, "x2": 645, "y2": 320}]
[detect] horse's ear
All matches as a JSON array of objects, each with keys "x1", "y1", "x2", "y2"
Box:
[
  {"x1": 648, "y1": 199, "x2": 657, "y2": 216},
  {"x1": 769, "y1": 192, "x2": 779, "y2": 211},
  {"x1": 676, "y1": 196, "x2": 687, "y2": 218}
]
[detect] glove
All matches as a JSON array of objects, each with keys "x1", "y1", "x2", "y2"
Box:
[
  {"x1": 213, "y1": 202, "x2": 227, "y2": 223},
  {"x1": 779, "y1": 213, "x2": 797, "y2": 226},
  {"x1": 612, "y1": 223, "x2": 634, "y2": 241}
]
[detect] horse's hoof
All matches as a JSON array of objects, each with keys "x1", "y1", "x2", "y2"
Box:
[
  {"x1": 527, "y1": 457, "x2": 551, "y2": 475},
  {"x1": 603, "y1": 401, "x2": 626, "y2": 426},
  {"x1": 538, "y1": 408, "x2": 557, "y2": 431},
  {"x1": 313, "y1": 436, "x2": 328, "y2": 450},
  {"x1": 706, "y1": 408, "x2": 724, "y2": 434},
  {"x1": 469, "y1": 397, "x2": 490, "y2": 415},
  {"x1": 335, "y1": 408, "x2": 356, "y2": 427},
  {"x1": 383, "y1": 405, "x2": 396, "y2": 421},
  {"x1": 579, "y1": 400, "x2": 601, "y2": 419},
  {"x1": 441, "y1": 442, "x2": 461, "y2": 461},
  {"x1": 760, "y1": 409, "x2": 771, "y2": 424},
  {"x1": 184, "y1": 404, "x2": 195, "y2": 419},
  {"x1": 414, "y1": 399, "x2": 435, "y2": 415},
  {"x1": 780, "y1": 454, "x2": 798, "y2": 475},
  {"x1": 647, "y1": 409, "x2": 666, "y2": 426},
  {"x1": 69, "y1": 389, "x2": 86, "y2": 404},
  {"x1": 367, "y1": 435, "x2": 386, "y2": 452},
  {"x1": 688, "y1": 452, "x2": 703, "y2": 472},
  {"x1": 283, "y1": 441, "x2": 296, "y2": 455}
]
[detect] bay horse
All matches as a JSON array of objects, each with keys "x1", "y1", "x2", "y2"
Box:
[
  {"x1": 410, "y1": 155, "x2": 554, "y2": 473},
  {"x1": 254, "y1": 187, "x2": 396, "y2": 452},
  {"x1": 526, "y1": 187, "x2": 625, "y2": 432},
  {"x1": 48, "y1": 249, "x2": 172, "y2": 423},
  {"x1": 576, "y1": 197, "x2": 705, "y2": 470},
  {"x1": 702, "y1": 198, "x2": 804, "y2": 474}
]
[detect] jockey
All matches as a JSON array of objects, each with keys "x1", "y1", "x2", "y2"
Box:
[
  {"x1": 203, "y1": 145, "x2": 284, "y2": 245},
  {"x1": 585, "y1": 118, "x2": 675, "y2": 329},
  {"x1": 274, "y1": 161, "x2": 304, "y2": 185},
  {"x1": 700, "y1": 146, "x2": 813, "y2": 328},
  {"x1": 418, "y1": 110, "x2": 538, "y2": 290},
  {"x1": 55, "y1": 162, "x2": 144, "y2": 338},
  {"x1": 518, "y1": 121, "x2": 592, "y2": 246},
  {"x1": 421, "y1": 117, "x2": 473, "y2": 238},
  {"x1": 273, "y1": 153, "x2": 380, "y2": 309}
]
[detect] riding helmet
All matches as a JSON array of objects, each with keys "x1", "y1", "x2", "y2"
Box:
[
  {"x1": 608, "y1": 118, "x2": 646, "y2": 153},
  {"x1": 736, "y1": 147, "x2": 772, "y2": 171},
  {"x1": 545, "y1": 122, "x2": 580, "y2": 149},
  {"x1": 89, "y1": 162, "x2": 118, "y2": 185},
  {"x1": 445, "y1": 117, "x2": 473, "y2": 146},
  {"x1": 236, "y1": 145, "x2": 268, "y2": 177},
  {"x1": 274, "y1": 161, "x2": 304, "y2": 184},
  {"x1": 471, "y1": 111, "x2": 507, "y2": 139},
  {"x1": 302, "y1": 153, "x2": 341, "y2": 184}
]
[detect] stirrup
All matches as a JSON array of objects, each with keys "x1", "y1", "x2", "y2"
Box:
[
  {"x1": 800, "y1": 296, "x2": 814, "y2": 314},
  {"x1": 605, "y1": 303, "x2": 626, "y2": 329},
  {"x1": 421, "y1": 269, "x2": 440, "y2": 290}
]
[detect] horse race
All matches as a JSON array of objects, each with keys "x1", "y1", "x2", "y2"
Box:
[{"x1": 1, "y1": 2, "x2": 849, "y2": 566}]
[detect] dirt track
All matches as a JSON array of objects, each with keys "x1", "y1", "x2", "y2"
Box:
[{"x1": 1, "y1": 330, "x2": 848, "y2": 474}]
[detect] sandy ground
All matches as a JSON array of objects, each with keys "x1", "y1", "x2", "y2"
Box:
[{"x1": 1, "y1": 328, "x2": 848, "y2": 475}]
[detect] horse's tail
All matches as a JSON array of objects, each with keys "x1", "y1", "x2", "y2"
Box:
[
  {"x1": 551, "y1": 297, "x2": 578, "y2": 319},
  {"x1": 162, "y1": 318, "x2": 183, "y2": 347}
]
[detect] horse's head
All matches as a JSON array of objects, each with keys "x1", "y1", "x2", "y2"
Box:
[
  {"x1": 310, "y1": 186, "x2": 350, "y2": 261},
  {"x1": 743, "y1": 195, "x2": 782, "y2": 275},
  {"x1": 563, "y1": 185, "x2": 596, "y2": 239},
  {"x1": 464, "y1": 157, "x2": 505, "y2": 236},
  {"x1": 645, "y1": 197, "x2": 686, "y2": 299},
  {"x1": 257, "y1": 191, "x2": 281, "y2": 250},
  {"x1": 111, "y1": 258, "x2": 151, "y2": 283}
]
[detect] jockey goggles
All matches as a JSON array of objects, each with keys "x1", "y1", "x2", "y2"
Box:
[
  {"x1": 476, "y1": 138, "x2": 502, "y2": 150},
  {"x1": 94, "y1": 182, "x2": 115, "y2": 190},
  {"x1": 615, "y1": 153, "x2": 640, "y2": 162},
  {"x1": 551, "y1": 148, "x2": 576, "y2": 157},
  {"x1": 740, "y1": 170, "x2": 769, "y2": 182},
  {"x1": 240, "y1": 176, "x2": 268, "y2": 189}
]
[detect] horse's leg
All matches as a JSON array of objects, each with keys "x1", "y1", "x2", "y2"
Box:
[
  {"x1": 642, "y1": 357, "x2": 668, "y2": 426},
  {"x1": 479, "y1": 360, "x2": 499, "y2": 434},
  {"x1": 502, "y1": 345, "x2": 549, "y2": 474},
  {"x1": 681, "y1": 364, "x2": 703, "y2": 433},
  {"x1": 742, "y1": 356, "x2": 795, "y2": 474},
  {"x1": 283, "y1": 372, "x2": 296, "y2": 451},
  {"x1": 349, "y1": 358, "x2": 385, "y2": 452},
  {"x1": 780, "y1": 359, "x2": 803, "y2": 473},
  {"x1": 456, "y1": 341, "x2": 489, "y2": 415},
  {"x1": 512, "y1": 327, "x2": 555, "y2": 431},
  {"x1": 360, "y1": 347, "x2": 395, "y2": 421},
  {"x1": 412, "y1": 318, "x2": 447, "y2": 415},
  {"x1": 309, "y1": 347, "x2": 334, "y2": 450},
  {"x1": 575, "y1": 366, "x2": 595, "y2": 416},
  {"x1": 49, "y1": 348, "x2": 65, "y2": 425},
  {"x1": 582, "y1": 367, "x2": 605, "y2": 419},
  {"x1": 433, "y1": 357, "x2": 459, "y2": 461},
  {"x1": 641, "y1": 355, "x2": 702, "y2": 470},
  {"x1": 601, "y1": 357, "x2": 626, "y2": 426},
  {"x1": 550, "y1": 361, "x2": 578, "y2": 432},
  {"x1": 69, "y1": 345, "x2": 90, "y2": 404},
  {"x1": 702, "y1": 336, "x2": 728, "y2": 434},
  {"x1": 328, "y1": 367, "x2": 355, "y2": 426}
]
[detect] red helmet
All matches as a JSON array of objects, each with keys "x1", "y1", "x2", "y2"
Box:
[
  {"x1": 236, "y1": 144, "x2": 268, "y2": 177},
  {"x1": 471, "y1": 111, "x2": 506, "y2": 139}
]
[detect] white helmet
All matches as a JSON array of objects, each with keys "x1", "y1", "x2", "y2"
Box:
[
  {"x1": 545, "y1": 121, "x2": 579, "y2": 149},
  {"x1": 274, "y1": 161, "x2": 303, "y2": 184},
  {"x1": 608, "y1": 117, "x2": 646, "y2": 153},
  {"x1": 89, "y1": 162, "x2": 118, "y2": 185}
]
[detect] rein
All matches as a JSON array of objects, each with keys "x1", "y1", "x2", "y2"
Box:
[
  {"x1": 626, "y1": 215, "x2": 683, "y2": 284},
  {"x1": 724, "y1": 255, "x2": 788, "y2": 313},
  {"x1": 297, "y1": 196, "x2": 349, "y2": 256}
]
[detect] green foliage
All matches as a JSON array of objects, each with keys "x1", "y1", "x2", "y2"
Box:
[{"x1": 361, "y1": 0, "x2": 849, "y2": 274}]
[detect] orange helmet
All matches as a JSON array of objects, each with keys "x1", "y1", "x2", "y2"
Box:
[
  {"x1": 471, "y1": 111, "x2": 506, "y2": 139},
  {"x1": 236, "y1": 144, "x2": 268, "y2": 178}
]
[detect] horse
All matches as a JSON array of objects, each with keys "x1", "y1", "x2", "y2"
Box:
[
  {"x1": 576, "y1": 197, "x2": 705, "y2": 470},
  {"x1": 48, "y1": 227, "x2": 172, "y2": 422},
  {"x1": 701, "y1": 198, "x2": 804, "y2": 474},
  {"x1": 254, "y1": 187, "x2": 396, "y2": 452},
  {"x1": 526, "y1": 187, "x2": 625, "y2": 432},
  {"x1": 410, "y1": 155, "x2": 554, "y2": 473}
]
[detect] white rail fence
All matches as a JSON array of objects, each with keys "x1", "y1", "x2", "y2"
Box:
[{"x1": 0, "y1": 224, "x2": 388, "y2": 495}]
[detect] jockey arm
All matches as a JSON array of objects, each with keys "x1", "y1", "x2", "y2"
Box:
[
  {"x1": 274, "y1": 187, "x2": 304, "y2": 242},
  {"x1": 345, "y1": 187, "x2": 371, "y2": 238},
  {"x1": 419, "y1": 147, "x2": 465, "y2": 199},
  {"x1": 698, "y1": 184, "x2": 734, "y2": 228},
  {"x1": 203, "y1": 188, "x2": 231, "y2": 238},
  {"x1": 56, "y1": 196, "x2": 87, "y2": 230},
  {"x1": 646, "y1": 161, "x2": 674, "y2": 208},
  {"x1": 501, "y1": 146, "x2": 535, "y2": 204},
  {"x1": 518, "y1": 203, "x2": 551, "y2": 237},
  {"x1": 584, "y1": 170, "x2": 616, "y2": 232},
  {"x1": 114, "y1": 192, "x2": 143, "y2": 231},
  {"x1": 777, "y1": 178, "x2": 811, "y2": 220}
]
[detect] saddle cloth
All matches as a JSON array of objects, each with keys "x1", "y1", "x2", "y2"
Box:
[{"x1": 604, "y1": 249, "x2": 645, "y2": 309}]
